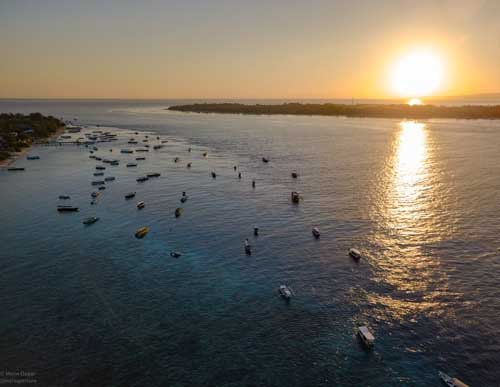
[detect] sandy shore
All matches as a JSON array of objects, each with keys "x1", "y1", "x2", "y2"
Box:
[{"x1": 0, "y1": 126, "x2": 66, "y2": 168}]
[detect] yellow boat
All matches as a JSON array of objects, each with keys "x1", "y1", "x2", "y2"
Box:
[{"x1": 135, "y1": 226, "x2": 149, "y2": 238}]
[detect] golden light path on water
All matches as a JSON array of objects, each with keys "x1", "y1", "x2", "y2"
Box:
[{"x1": 366, "y1": 121, "x2": 453, "y2": 323}]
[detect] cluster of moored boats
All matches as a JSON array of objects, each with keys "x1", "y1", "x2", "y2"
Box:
[{"x1": 31, "y1": 125, "x2": 471, "y2": 386}]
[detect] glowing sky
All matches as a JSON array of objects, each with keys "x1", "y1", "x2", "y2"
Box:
[{"x1": 1, "y1": 0, "x2": 499, "y2": 99}]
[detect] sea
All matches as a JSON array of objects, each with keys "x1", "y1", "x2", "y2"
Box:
[{"x1": 1, "y1": 99, "x2": 499, "y2": 386}]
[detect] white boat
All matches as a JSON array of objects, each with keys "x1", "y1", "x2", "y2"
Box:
[
  {"x1": 438, "y1": 371, "x2": 470, "y2": 387},
  {"x1": 358, "y1": 326, "x2": 375, "y2": 347},
  {"x1": 312, "y1": 227, "x2": 320, "y2": 238},
  {"x1": 279, "y1": 285, "x2": 293, "y2": 300},
  {"x1": 137, "y1": 201, "x2": 145, "y2": 209},
  {"x1": 349, "y1": 248, "x2": 361, "y2": 260}
]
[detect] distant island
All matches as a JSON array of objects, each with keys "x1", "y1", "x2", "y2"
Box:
[
  {"x1": 0, "y1": 113, "x2": 64, "y2": 163},
  {"x1": 168, "y1": 103, "x2": 500, "y2": 120}
]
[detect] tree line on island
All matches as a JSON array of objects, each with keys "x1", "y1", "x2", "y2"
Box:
[
  {"x1": 0, "y1": 113, "x2": 64, "y2": 160},
  {"x1": 168, "y1": 102, "x2": 500, "y2": 120}
]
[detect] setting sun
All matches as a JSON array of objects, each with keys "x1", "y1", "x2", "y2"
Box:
[{"x1": 390, "y1": 50, "x2": 444, "y2": 98}]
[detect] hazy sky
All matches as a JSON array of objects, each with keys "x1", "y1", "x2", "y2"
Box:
[{"x1": 1, "y1": 0, "x2": 499, "y2": 99}]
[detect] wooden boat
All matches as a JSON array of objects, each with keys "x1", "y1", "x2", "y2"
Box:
[
  {"x1": 279, "y1": 285, "x2": 293, "y2": 300},
  {"x1": 349, "y1": 248, "x2": 361, "y2": 261},
  {"x1": 135, "y1": 226, "x2": 149, "y2": 238},
  {"x1": 175, "y1": 207, "x2": 183, "y2": 218},
  {"x1": 83, "y1": 216, "x2": 99, "y2": 225},
  {"x1": 358, "y1": 326, "x2": 375, "y2": 348},
  {"x1": 57, "y1": 205, "x2": 79, "y2": 212},
  {"x1": 438, "y1": 371, "x2": 469, "y2": 387}
]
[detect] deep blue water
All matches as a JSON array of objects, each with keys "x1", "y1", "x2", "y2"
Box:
[{"x1": 1, "y1": 100, "x2": 499, "y2": 386}]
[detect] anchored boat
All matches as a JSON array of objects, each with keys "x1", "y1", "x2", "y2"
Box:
[
  {"x1": 358, "y1": 326, "x2": 375, "y2": 348},
  {"x1": 438, "y1": 371, "x2": 469, "y2": 387},
  {"x1": 279, "y1": 285, "x2": 293, "y2": 300},
  {"x1": 135, "y1": 226, "x2": 149, "y2": 238},
  {"x1": 83, "y1": 216, "x2": 99, "y2": 225},
  {"x1": 349, "y1": 248, "x2": 361, "y2": 261}
]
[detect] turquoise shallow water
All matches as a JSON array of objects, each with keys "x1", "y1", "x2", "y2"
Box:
[{"x1": 1, "y1": 100, "x2": 500, "y2": 386}]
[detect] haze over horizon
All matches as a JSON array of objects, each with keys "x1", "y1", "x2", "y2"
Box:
[{"x1": 1, "y1": 0, "x2": 500, "y2": 100}]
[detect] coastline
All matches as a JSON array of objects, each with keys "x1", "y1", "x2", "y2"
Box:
[
  {"x1": 168, "y1": 102, "x2": 500, "y2": 120},
  {"x1": 0, "y1": 126, "x2": 65, "y2": 168}
]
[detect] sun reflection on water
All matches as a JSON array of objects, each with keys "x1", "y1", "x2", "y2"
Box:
[{"x1": 365, "y1": 120, "x2": 451, "y2": 322}]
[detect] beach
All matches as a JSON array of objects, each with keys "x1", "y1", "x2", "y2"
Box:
[{"x1": 0, "y1": 125, "x2": 65, "y2": 168}]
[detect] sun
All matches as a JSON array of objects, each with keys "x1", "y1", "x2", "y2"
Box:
[{"x1": 390, "y1": 50, "x2": 444, "y2": 98}]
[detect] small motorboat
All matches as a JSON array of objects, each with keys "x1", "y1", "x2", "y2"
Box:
[
  {"x1": 147, "y1": 173, "x2": 161, "y2": 178},
  {"x1": 128, "y1": 140, "x2": 138, "y2": 144},
  {"x1": 136, "y1": 176, "x2": 149, "y2": 182},
  {"x1": 252, "y1": 180, "x2": 256, "y2": 188},
  {"x1": 238, "y1": 172, "x2": 242, "y2": 179},
  {"x1": 135, "y1": 226, "x2": 149, "y2": 238},
  {"x1": 136, "y1": 157, "x2": 146, "y2": 161},
  {"x1": 57, "y1": 205, "x2": 79, "y2": 212},
  {"x1": 7, "y1": 167, "x2": 25, "y2": 171},
  {"x1": 170, "y1": 251, "x2": 182, "y2": 258},
  {"x1": 358, "y1": 326, "x2": 375, "y2": 348},
  {"x1": 211, "y1": 172, "x2": 217, "y2": 179},
  {"x1": 156, "y1": 136, "x2": 160, "y2": 140},
  {"x1": 348, "y1": 248, "x2": 361, "y2": 261},
  {"x1": 93, "y1": 172, "x2": 104, "y2": 176},
  {"x1": 58, "y1": 195, "x2": 71, "y2": 200},
  {"x1": 144, "y1": 144, "x2": 150, "y2": 148},
  {"x1": 26, "y1": 155, "x2": 40, "y2": 160},
  {"x1": 180, "y1": 195, "x2": 188, "y2": 203},
  {"x1": 83, "y1": 216, "x2": 99, "y2": 225},
  {"x1": 174, "y1": 157, "x2": 179, "y2": 163},
  {"x1": 136, "y1": 148, "x2": 149, "y2": 152},
  {"x1": 175, "y1": 207, "x2": 183, "y2": 218},
  {"x1": 203, "y1": 152, "x2": 208, "y2": 157},
  {"x1": 95, "y1": 166, "x2": 106, "y2": 170},
  {"x1": 291, "y1": 191, "x2": 300, "y2": 203},
  {"x1": 137, "y1": 201, "x2": 145, "y2": 209},
  {"x1": 254, "y1": 227, "x2": 259, "y2": 236},
  {"x1": 89, "y1": 155, "x2": 96, "y2": 159},
  {"x1": 91, "y1": 180, "x2": 105, "y2": 186},
  {"x1": 104, "y1": 176, "x2": 115, "y2": 181},
  {"x1": 98, "y1": 186, "x2": 106, "y2": 191},
  {"x1": 143, "y1": 139, "x2": 148, "y2": 142},
  {"x1": 244, "y1": 239, "x2": 252, "y2": 255},
  {"x1": 279, "y1": 285, "x2": 293, "y2": 300},
  {"x1": 233, "y1": 165, "x2": 237, "y2": 171},
  {"x1": 120, "y1": 149, "x2": 133, "y2": 154},
  {"x1": 126, "y1": 162, "x2": 137, "y2": 167},
  {"x1": 291, "y1": 172, "x2": 298, "y2": 178},
  {"x1": 187, "y1": 162, "x2": 192, "y2": 168},
  {"x1": 312, "y1": 227, "x2": 320, "y2": 238},
  {"x1": 162, "y1": 140, "x2": 169, "y2": 144},
  {"x1": 95, "y1": 157, "x2": 102, "y2": 161},
  {"x1": 91, "y1": 191, "x2": 100, "y2": 198},
  {"x1": 262, "y1": 157, "x2": 269, "y2": 163},
  {"x1": 125, "y1": 192, "x2": 136, "y2": 199},
  {"x1": 110, "y1": 160, "x2": 119, "y2": 166},
  {"x1": 187, "y1": 146, "x2": 191, "y2": 151},
  {"x1": 438, "y1": 371, "x2": 470, "y2": 387},
  {"x1": 153, "y1": 145, "x2": 163, "y2": 150}
]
